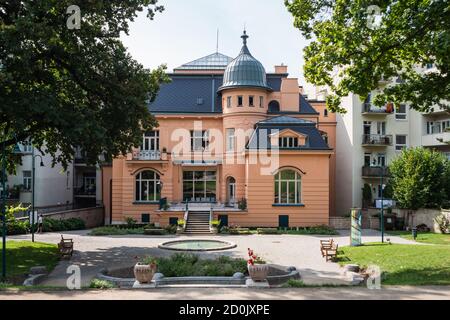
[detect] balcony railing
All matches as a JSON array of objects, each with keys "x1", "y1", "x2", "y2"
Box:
[
  {"x1": 362, "y1": 103, "x2": 393, "y2": 114},
  {"x1": 362, "y1": 134, "x2": 393, "y2": 146},
  {"x1": 132, "y1": 150, "x2": 161, "y2": 161},
  {"x1": 362, "y1": 166, "x2": 389, "y2": 177},
  {"x1": 74, "y1": 187, "x2": 96, "y2": 196}
]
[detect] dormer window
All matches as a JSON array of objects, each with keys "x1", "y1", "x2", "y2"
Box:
[
  {"x1": 237, "y1": 96, "x2": 243, "y2": 106},
  {"x1": 279, "y1": 137, "x2": 299, "y2": 148},
  {"x1": 249, "y1": 96, "x2": 254, "y2": 107}
]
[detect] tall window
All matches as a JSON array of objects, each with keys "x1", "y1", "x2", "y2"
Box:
[
  {"x1": 259, "y1": 96, "x2": 264, "y2": 108},
  {"x1": 183, "y1": 171, "x2": 216, "y2": 202},
  {"x1": 249, "y1": 96, "x2": 254, "y2": 106},
  {"x1": 279, "y1": 137, "x2": 299, "y2": 148},
  {"x1": 237, "y1": 96, "x2": 243, "y2": 106},
  {"x1": 226, "y1": 128, "x2": 235, "y2": 151},
  {"x1": 376, "y1": 121, "x2": 386, "y2": 135},
  {"x1": 142, "y1": 131, "x2": 159, "y2": 151},
  {"x1": 23, "y1": 171, "x2": 32, "y2": 191},
  {"x1": 395, "y1": 135, "x2": 407, "y2": 151},
  {"x1": 190, "y1": 130, "x2": 209, "y2": 152},
  {"x1": 395, "y1": 104, "x2": 407, "y2": 120},
  {"x1": 21, "y1": 140, "x2": 33, "y2": 153},
  {"x1": 227, "y1": 96, "x2": 232, "y2": 108},
  {"x1": 135, "y1": 170, "x2": 161, "y2": 202},
  {"x1": 274, "y1": 170, "x2": 301, "y2": 204}
]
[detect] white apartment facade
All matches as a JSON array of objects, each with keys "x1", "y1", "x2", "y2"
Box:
[{"x1": 313, "y1": 64, "x2": 449, "y2": 216}]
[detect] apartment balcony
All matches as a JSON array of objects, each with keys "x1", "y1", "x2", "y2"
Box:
[
  {"x1": 362, "y1": 134, "x2": 393, "y2": 147},
  {"x1": 422, "y1": 132, "x2": 450, "y2": 147},
  {"x1": 362, "y1": 103, "x2": 393, "y2": 115},
  {"x1": 362, "y1": 166, "x2": 390, "y2": 178},
  {"x1": 130, "y1": 150, "x2": 168, "y2": 162}
]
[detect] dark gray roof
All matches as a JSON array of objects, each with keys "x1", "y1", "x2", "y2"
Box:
[
  {"x1": 248, "y1": 116, "x2": 330, "y2": 150},
  {"x1": 174, "y1": 53, "x2": 233, "y2": 71},
  {"x1": 149, "y1": 73, "x2": 285, "y2": 114},
  {"x1": 258, "y1": 116, "x2": 316, "y2": 125},
  {"x1": 218, "y1": 31, "x2": 271, "y2": 92}
]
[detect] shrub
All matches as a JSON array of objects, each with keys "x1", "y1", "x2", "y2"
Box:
[
  {"x1": 89, "y1": 226, "x2": 145, "y2": 236},
  {"x1": 257, "y1": 228, "x2": 279, "y2": 234},
  {"x1": 124, "y1": 217, "x2": 138, "y2": 228},
  {"x1": 237, "y1": 198, "x2": 247, "y2": 210},
  {"x1": 164, "y1": 224, "x2": 177, "y2": 234},
  {"x1": 153, "y1": 253, "x2": 247, "y2": 277},
  {"x1": 0, "y1": 204, "x2": 30, "y2": 236},
  {"x1": 143, "y1": 228, "x2": 167, "y2": 235},
  {"x1": 89, "y1": 279, "x2": 116, "y2": 289},
  {"x1": 42, "y1": 218, "x2": 85, "y2": 232}
]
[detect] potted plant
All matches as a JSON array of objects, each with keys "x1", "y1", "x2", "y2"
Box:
[
  {"x1": 134, "y1": 257, "x2": 157, "y2": 284},
  {"x1": 177, "y1": 219, "x2": 186, "y2": 233},
  {"x1": 210, "y1": 220, "x2": 220, "y2": 234},
  {"x1": 247, "y1": 248, "x2": 268, "y2": 282}
]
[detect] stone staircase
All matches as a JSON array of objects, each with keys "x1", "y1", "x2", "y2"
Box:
[{"x1": 184, "y1": 211, "x2": 211, "y2": 235}]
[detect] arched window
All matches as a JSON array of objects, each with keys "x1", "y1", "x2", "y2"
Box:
[
  {"x1": 274, "y1": 169, "x2": 301, "y2": 204},
  {"x1": 268, "y1": 100, "x2": 280, "y2": 113},
  {"x1": 135, "y1": 170, "x2": 161, "y2": 202}
]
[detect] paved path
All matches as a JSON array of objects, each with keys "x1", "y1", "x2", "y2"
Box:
[
  {"x1": 1, "y1": 286, "x2": 449, "y2": 300},
  {"x1": 9, "y1": 229, "x2": 418, "y2": 287}
]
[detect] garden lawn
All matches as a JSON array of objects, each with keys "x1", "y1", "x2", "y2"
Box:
[
  {"x1": 338, "y1": 243, "x2": 450, "y2": 285},
  {"x1": 0, "y1": 241, "x2": 59, "y2": 284},
  {"x1": 387, "y1": 232, "x2": 450, "y2": 245}
]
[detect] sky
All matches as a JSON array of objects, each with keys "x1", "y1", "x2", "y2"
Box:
[{"x1": 121, "y1": 0, "x2": 311, "y2": 88}]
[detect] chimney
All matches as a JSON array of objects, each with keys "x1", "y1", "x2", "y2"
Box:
[{"x1": 275, "y1": 64, "x2": 288, "y2": 74}]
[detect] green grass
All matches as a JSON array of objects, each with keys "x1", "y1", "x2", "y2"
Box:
[
  {"x1": 387, "y1": 231, "x2": 450, "y2": 245},
  {"x1": 146, "y1": 253, "x2": 248, "y2": 277},
  {"x1": 338, "y1": 243, "x2": 450, "y2": 285},
  {"x1": 0, "y1": 241, "x2": 59, "y2": 284},
  {"x1": 89, "y1": 279, "x2": 116, "y2": 289}
]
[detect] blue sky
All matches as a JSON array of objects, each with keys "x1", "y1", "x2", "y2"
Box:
[{"x1": 121, "y1": 0, "x2": 310, "y2": 84}]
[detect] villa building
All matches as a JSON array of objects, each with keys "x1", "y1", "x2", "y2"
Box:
[{"x1": 102, "y1": 31, "x2": 336, "y2": 230}]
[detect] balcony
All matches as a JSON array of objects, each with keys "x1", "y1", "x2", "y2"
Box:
[
  {"x1": 362, "y1": 134, "x2": 393, "y2": 146},
  {"x1": 362, "y1": 103, "x2": 393, "y2": 115},
  {"x1": 362, "y1": 166, "x2": 389, "y2": 178},
  {"x1": 74, "y1": 186, "x2": 96, "y2": 198},
  {"x1": 422, "y1": 132, "x2": 450, "y2": 147},
  {"x1": 132, "y1": 150, "x2": 162, "y2": 161}
]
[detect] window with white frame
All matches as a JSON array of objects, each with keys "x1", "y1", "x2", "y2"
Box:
[
  {"x1": 190, "y1": 130, "x2": 209, "y2": 152},
  {"x1": 21, "y1": 140, "x2": 33, "y2": 153},
  {"x1": 23, "y1": 171, "x2": 32, "y2": 191},
  {"x1": 395, "y1": 104, "x2": 407, "y2": 120},
  {"x1": 135, "y1": 170, "x2": 161, "y2": 202},
  {"x1": 278, "y1": 137, "x2": 299, "y2": 148},
  {"x1": 141, "y1": 131, "x2": 159, "y2": 151},
  {"x1": 227, "y1": 96, "x2": 232, "y2": 108},
  {"x1": 274, "y1": 170, "x2": 302, "y2": 204},
  {"x1": 226, "y1": 128, "x2": 235, "y2": 152},
  {"x1": 395, "y1": 135, "x2": 407, "y2": 151}
]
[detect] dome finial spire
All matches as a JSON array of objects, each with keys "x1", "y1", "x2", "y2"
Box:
[{"x1": 241, "y1": 29, "x2": 249, "y2": 45}]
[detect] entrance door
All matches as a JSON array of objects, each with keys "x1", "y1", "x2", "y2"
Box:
[
  {"x1": 227, "y1": 177, "x2": 236, "y2": 205},
  {"x1": 183, "y1": 171, "x2": 216, "y2": 202}
]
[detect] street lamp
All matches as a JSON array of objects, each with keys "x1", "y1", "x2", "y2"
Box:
[
  {"x1": 31, "y1": 147, "x2": 44, "y2": 243},
  {"x1": 372, "y1": 160, "x2": 385, "y2": 243}
]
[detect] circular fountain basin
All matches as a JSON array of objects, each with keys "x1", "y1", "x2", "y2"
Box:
[{"x1": 158, "y1": 239, "x2": 236, "y2": 251}]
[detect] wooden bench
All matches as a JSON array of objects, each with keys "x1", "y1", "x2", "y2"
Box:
[
  {"x1": 320, "y1": 239, "x2": 334, "y2": 257},
  {"x1": 323, "y1": 244, "x2": 339, "y2": 262},
  {"x1": 58, "y1": 235, "x2": 74, "y2": 259}
]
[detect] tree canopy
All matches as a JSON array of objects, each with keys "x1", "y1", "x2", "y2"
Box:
[
  {"x1": 285, "y1": 0, "x2": 450, "y2": 113},
  {"x1": 0, "y1": 0, "x2": 169, "y2": 169},
  {"x1": 388, "y1": 148, "x2": 450, "y2": 210}
]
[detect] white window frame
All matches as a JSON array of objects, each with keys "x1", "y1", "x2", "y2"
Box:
[
  {"x1": 142, "y1": 131, "x2": 159, "y2": 151},
  {"x1": 279, "y1": 137, "x2": 299, "y2": 148},
  {"x1": 395, "y1": 104, "x2": 407, "y2": 120},
  {"x1": 226, "y1": 128, "x2": 235, "y2": 152},
  {"x1": 274, "y1": 170, "x2": 302, "y2": 204},
  {"x1": 23, "y1": 171, "x2": 32, "y2": 191},
  {"x1": 395, "y1": 135, "x2": 407, "y2": 151},
  {"x1": 135, "y1": 170, "x2": 161, "y2": 202},
  {"x1": 191, "y1": 130, "x2": 209, "y2": 152}
]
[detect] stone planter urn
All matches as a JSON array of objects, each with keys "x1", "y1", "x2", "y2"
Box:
[
  {"x1": 211, "y1": 226, "x2": 218, "y2": 234},
  {"x1": 134, "y1": 263, "x2": 157, "y2": 284},
  {"x1": 248, "y1": 264, "x2": 269, "y2": 282},
  {"x1": 176, "y1": 226, "x2": 184, "y2": 234}
]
